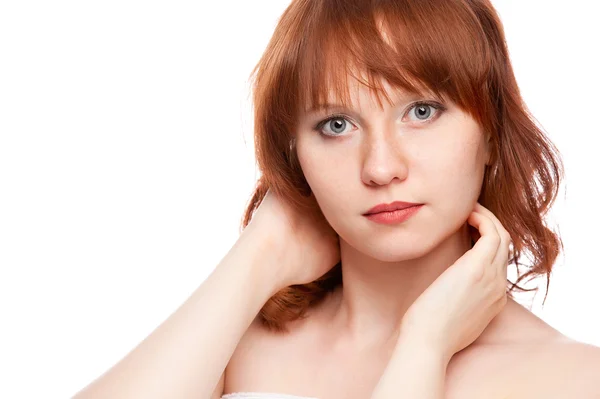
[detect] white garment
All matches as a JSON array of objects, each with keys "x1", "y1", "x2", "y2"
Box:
[{"x1": 222, "y1": 392, "x2": 318, "y2": 399}]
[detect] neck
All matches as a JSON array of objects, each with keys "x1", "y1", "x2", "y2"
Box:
[{"x1": 327, "y1": 222, "x2": 473, "y2": 346}]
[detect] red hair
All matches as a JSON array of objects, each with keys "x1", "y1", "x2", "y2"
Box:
[{"x1": 239, "y1": 0, "x2": 565, "y2": 333}]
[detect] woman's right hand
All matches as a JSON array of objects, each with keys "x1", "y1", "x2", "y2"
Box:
[
  {"x1": 245, "y1": 188, "x2": 341, "y2": 288},
  {"x1": 400, "y1": 202, "x2": 511, "y2": 361}
]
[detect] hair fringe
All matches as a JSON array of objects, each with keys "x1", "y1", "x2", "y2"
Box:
[{"x1": 239, "y1": 0, "x2": 565, "y2": 333}]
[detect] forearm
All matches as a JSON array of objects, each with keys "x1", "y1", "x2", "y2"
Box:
[
  {"x1": 370, "y1": 334, "x2": 449, "y2": 399},
  {"x1": 74, "y1": 226, "x2": 284, "y2": 399}
]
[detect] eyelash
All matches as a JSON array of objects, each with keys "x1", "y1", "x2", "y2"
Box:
[{"x1": 313, "y1": 100, "x2": 447, "y2": 138}]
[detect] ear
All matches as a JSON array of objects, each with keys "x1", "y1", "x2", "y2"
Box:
[{"x1": 484, "y1": 132, "x2": 493, "y2": 166}]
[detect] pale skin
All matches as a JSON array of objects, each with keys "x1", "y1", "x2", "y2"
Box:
[
  {"x1": 222, "y1": 76, "x2": 600, "y2": 398},
  {"x1": 71, "y1": 76, "x2": 600, "y2": 399}
]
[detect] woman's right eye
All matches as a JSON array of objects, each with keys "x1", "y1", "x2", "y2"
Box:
[{"x1": 314, "y1": 115, "x2": 357, "y2": 137}]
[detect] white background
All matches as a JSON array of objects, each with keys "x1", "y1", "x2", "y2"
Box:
[{"x1": 1, "y1": 1, "x2": 598, "y2": 398}]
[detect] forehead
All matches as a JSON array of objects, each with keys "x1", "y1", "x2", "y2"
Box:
[{"x1": 301, "y1": 72, "x2": 439, "y2": 115}]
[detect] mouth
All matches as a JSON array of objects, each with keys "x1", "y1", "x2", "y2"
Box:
[
  {"x1": 363, "y1": 201, "x2": 424, "y2": 215},
  {"x1": 363, "y1": 204, "x2": 424, "y2": 224}
]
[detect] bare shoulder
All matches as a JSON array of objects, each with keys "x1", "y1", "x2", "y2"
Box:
[
  {"x1": 544, "y1": 339, "x2": 600, "y2": 396},
  {"x1": 448, "y1": 299, "x2": 600, "y2": 399},
  {"x1": 224, "y1": 314, "x2": 302, "y2": 392},
  {"x1": 512, "y1": 338, "x2": 600, "y2": 398},
  {"x1": 223, "y1": 308, "x2": 328, "y2": 394},
  {"x1": 224, "y1": 315, "x2": 268, "y2": 391}
]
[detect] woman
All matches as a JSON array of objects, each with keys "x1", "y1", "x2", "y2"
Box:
[{"x1": 74, "y1": 1, "x2": 600, "y2": 398}]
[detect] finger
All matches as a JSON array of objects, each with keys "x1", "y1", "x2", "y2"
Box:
[
  {"x1": 466, "y1": 210, "x2": 501, "y2": 267},
  {"x1": 473, "y1": 203, "x2": 511, "y2": 276},
  {"x1": 468, "y1": 223, "x2": 481, "y2": 245},
  {"x1": 473, "y1": 203, "x2": 509, "y2": 237}
]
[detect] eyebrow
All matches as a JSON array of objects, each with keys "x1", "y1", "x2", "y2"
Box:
[
  {"x1": 304, "y1": 103, "x2": 348, "y2": 114},
  {"x1": 303, "y1": 91, "x2": 440, "y2": 115}
]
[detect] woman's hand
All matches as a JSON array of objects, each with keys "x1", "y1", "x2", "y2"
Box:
[
  {"x1": 247, "y1": 188, "x2": 341, "y2": 288},
  {"x1": 400, "y1": 202, "x2": 512, "y2": 363}
]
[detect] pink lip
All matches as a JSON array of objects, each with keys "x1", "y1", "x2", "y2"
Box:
[
  {"x1": 364, "y1": 201, "x2": 423, "y2": 215},
  {"x1": 363, "y1": 204, "x2": 423, "y2": 225}
]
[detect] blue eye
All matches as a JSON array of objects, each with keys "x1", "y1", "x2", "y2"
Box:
[
  {"x1": 313, "y1": 100, "x2": 446, "y2": 138},
  {"x1": 314, "y1": 115, "x2": 356, "y2": 137},
  {"x1": 404, "y1": 101, "x2": 444, "y2": 123}
]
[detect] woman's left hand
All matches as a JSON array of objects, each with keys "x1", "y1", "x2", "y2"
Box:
[{"x1": 400, "y1": 202, "x2": 512, "y2": 363}]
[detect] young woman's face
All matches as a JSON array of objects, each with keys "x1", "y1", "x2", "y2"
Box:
[{"x1": 295, "y1": 77, "x2": 492, "y2": 261}]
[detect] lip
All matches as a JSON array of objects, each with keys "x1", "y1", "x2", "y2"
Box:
[
  {"x1": 363, "y1": 201, "x2": 423, "y2": 215},
  {"x1": 363, "y1": 204, "x2": 423, "y2": 225}
]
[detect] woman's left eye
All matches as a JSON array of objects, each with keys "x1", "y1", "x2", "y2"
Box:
[{"x1": 403, "y1": 101, "x2": 445, "y2": 123}]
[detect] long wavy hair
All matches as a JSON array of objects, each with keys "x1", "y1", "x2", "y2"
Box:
[{"x1": 239, "y1": 0, "x2": 565, "y2": 333}]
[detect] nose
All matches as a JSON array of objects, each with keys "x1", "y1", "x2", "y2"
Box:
[{"x1": 360, "y1": 134, "x2": 409, "y2": 187}]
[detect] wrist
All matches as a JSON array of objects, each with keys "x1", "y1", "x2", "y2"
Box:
[
  {"x1": 371, "y1": 331, "x2": 449, "y2": 398},
  {"x1": 396, "y1": 327, "x2": 452, "y2": 367},
  {"x1": 236, "y1": 224, "x2": 289, "y2": 295}
]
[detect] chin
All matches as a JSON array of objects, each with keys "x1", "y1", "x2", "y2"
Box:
[
  {"x1": 349, "y1": 232, "x2": 437, "y2": 262},
  {"x1": 378, "y1": 244, "x2": 434, "y2": 262}
]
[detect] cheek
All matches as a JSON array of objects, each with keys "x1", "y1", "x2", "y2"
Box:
[
  {"x1": 298, "y1": 143, "x2": 347, "y2": 192},
  {"x1": 297, "y1": 145, "x2": 357, "y2": 224},
  {"x1": 423, "y1": 138, "x2": 486, "y2": 220},
  {"x1": 427, "y1": 130, "x2": 484, "y2": 177}
]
